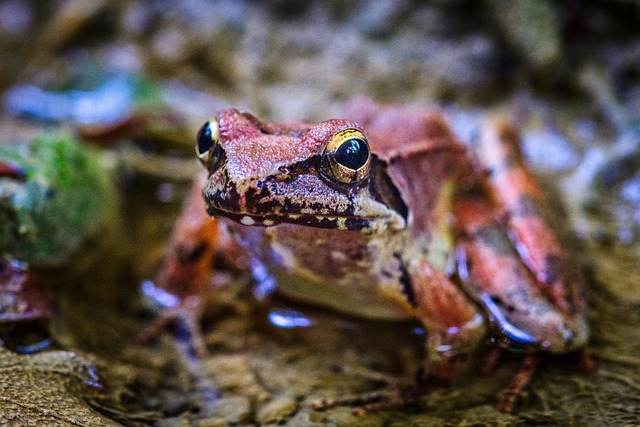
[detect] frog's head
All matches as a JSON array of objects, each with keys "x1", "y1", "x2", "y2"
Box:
[{"x1": 196, "y1": 108, "x2": 408, "y2": 233}]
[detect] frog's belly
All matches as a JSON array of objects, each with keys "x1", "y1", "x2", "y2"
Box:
[
  {"x1": 272, "y1": 269, "x2": 413, "y2": 320},
  {"x1": 224, "y1": 221, "x2": 415, "y2": 320}
]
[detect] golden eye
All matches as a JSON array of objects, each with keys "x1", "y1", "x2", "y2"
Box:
[
  {"x1": 196, "y1": 119, "x2": 223, "y2": 172},
  {"x1": 321, "y1": 129, "x2": 370, "y2": 184}
]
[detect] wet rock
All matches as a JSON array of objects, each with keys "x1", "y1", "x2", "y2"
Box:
[
  {"x1": 210, "y1": 396, "x2": 251, "y2": 424},
  {"x1": 0, "y1": 349, "x2": 118, "y2": 426}
]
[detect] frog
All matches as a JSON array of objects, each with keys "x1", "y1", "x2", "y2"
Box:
[{"x1": 141, "y1": 98, "x2": 590, "y2": 413}]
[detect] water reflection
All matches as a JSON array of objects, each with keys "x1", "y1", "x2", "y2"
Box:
[{"x1": 268, "y1": 309, "x2": 314, "y2": 329}]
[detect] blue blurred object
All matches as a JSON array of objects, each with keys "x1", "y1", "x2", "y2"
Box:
[
  {"x1": 268, "y1": 309, "x2": 314, "y2": 329},
  {"x1": 4, "y1": 77, "x2": 135, "y2": 125}
]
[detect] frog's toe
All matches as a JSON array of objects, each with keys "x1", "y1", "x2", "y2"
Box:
[{"x1": 497, "y1": 354, "x2": 540, "y2": 413}]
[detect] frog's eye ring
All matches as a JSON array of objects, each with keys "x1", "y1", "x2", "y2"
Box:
[
  {"x1": 196, "y1": 119, "x2": 223, "y2": 172},
  {"x1": 321, "y1": 129, "x2": 371, "y2": 184}
]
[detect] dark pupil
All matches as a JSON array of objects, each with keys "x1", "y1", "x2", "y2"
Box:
[
  {"x1": 334, "y1": 138, "x2": 368, "y2": 170},
  {"x1": 197, "y1": 122, "x2": 214, "y2": 155}
]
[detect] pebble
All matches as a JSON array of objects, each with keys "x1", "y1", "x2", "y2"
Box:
[{"x1": 256, "y1": 395, "x2": 298, "y2": 424}]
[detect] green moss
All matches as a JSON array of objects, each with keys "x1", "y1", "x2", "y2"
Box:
[{"x1": 0, "y1": 133, "x2": 117, "y2": 266}]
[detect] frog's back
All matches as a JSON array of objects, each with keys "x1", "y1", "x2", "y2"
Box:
[
  {"x1": 342, "y1": 98, "x2": 470, "y2": 239},
  {"x1": 341, "y1": 97, "x2": 459, "y2": 155}
]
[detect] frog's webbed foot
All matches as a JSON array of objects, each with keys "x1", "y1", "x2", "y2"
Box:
[
  {"x1": 135, "y1": 290, "x2": 223, "y2": 417},
  {"x1": 481, "y1": 346, "x2": 594, "y2": 413},
  {"x1": 328, "y1": 255, "x2": 486, "y2": 415},
  {"x1": 309, "y1": 361, "x2": 439, "y2": 415}
]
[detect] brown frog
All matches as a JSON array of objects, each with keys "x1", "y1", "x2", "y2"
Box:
[{"x1": 143, "y1": 98, "x2": 590, "y2": 413}]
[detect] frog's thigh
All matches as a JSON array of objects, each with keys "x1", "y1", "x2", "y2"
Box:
[
  {"x1": 473, "y1": 119, "x2": 580, "y2": 313},
  {"x1": 404, "y1": 257, "x2": 486, "y2": 380},
  {"x1": 454, "y1": 197, "x2": 578, "y2": 352}
]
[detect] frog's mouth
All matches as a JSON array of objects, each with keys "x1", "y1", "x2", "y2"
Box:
[
  {"x1": 206, "y1": 206, "x2": 403, "y2": 233},
  {"x1": 204, "y1": 155, "x2": 409, "y2": 233}
]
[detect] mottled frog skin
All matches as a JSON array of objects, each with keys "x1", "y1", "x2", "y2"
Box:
[
  {"x1": 195, "y1": 99, "x2": 588, "y2": 383},
  {"x1": 149, "y1": 98, "x2": 589, "y2": 412}
]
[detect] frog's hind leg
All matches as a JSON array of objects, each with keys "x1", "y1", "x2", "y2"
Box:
[
  {"x1": 453, "y1": 197, "x2": 546, "y2": 412},
  {"x1": 473, "y1": 119, "x2": 586, "y2": 318},
  {"x1": 453, "y1": 196, "x2": 578, "y2": 350},
  {"x1": 453, "y1": 195, "x2": 581, "y2": 411}
]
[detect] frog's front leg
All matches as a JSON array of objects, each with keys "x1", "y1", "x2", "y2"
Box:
[
  {"x1": 136, "y1": 173, "x2": 220, "y2": 357},
  {"x1": 312, "y1": 261, "x2": 487, "y2": 415},
  {"x1": 405, "y1": 257, "x2": 487, "y2": 380}
]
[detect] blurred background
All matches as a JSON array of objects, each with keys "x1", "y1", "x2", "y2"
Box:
[
  {"x1": 1, "y1": 1, "x2": 640, "y2": 426},
  {"x1": 1, "y1": 0, "x2": 639, "y2": 120}
]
